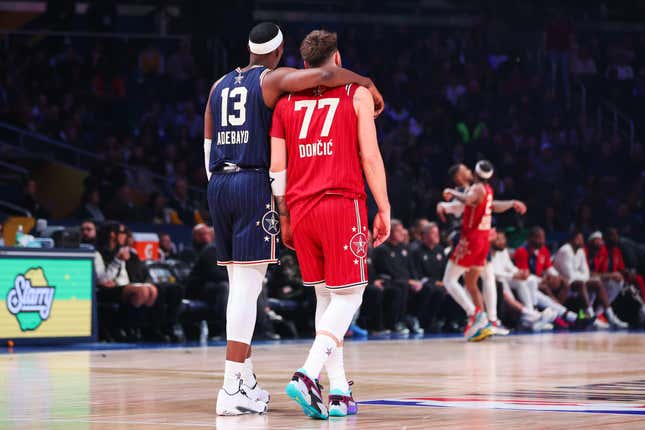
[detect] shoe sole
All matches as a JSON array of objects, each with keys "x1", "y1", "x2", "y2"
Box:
[
  {"x1": 329, "y1": 406, "x2": 347, "y2": 417},
  {"x1": 468, "y1": 326, "x2": 494, "y2": 342},
  {"x1": 285, "y1": 382, "x2": 328, "y2": 420}
]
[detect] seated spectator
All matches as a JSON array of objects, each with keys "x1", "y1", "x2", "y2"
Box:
[
  {"x1": 605, "y1": 227, "x2": 645, "y2": 301},
  {"x1": 554, "y1": 231, "x2": 628, "y2": 328},
  {"x1": 184, "y1": 224, "x2": 228, "y2": 337},
  {"x1": 571, "y1": 46, "x2": 598, "y2": 78},
  {"x1": 104, "y1": 184, "x2": 144, "y2": 222},
  {"x1": 514, "y1": 227, "x2": 570, "y2": 306},
  {"x1": 76, "y1": 185, "x2": 105, "y2": 222},
  {"x1": 124, "y1": 229, "x2": 184, "y2": 342},
  {"x1": 159, "y1": 232, "x2": 179, "y2": 261},
  {"x1": 168, "y1": 177, "x2": 201, "y2": 225},
  {"x1": 95, "y1": 222, "x2": 158, "y2": 341},
  {"x1": 411, "y1": 222, "x2": 451, "y2": 332},
  {"x1": 491, "y1": 231, "x2": 578, "y2": 330},
  {"x1": 0, "y1": 221, "x2": 5, "y2": 247},
  {"x1": 408, "y1": 218, "x2": 431, "y2": 252},
  {"x1": 145, "y1": 192, "x2": 176, "y2": 224},
  {"x1": 80, "y1": 220, "x2": 97, "y2": 246},
  {"x1": 372, "y1": 219, "x2": 424, "y2": 335},
  {"x1": 19, "y1": 178, "x2": 50, "y2": 219}
]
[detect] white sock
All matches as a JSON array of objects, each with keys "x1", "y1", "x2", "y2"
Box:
[
  {"x1": 325, "y1": 346, "x2": 349, "y2": 392},
  {"x1": 223, "y1": 360, "x2": 245, "y2": 393},
  {"x1": 586, "y1": 306, "x2": 595, "y2": 317},
  {"x1": 242, "y1": 357, "x2": 256, "y2": 386},
  {"x1": 443, "y1": 261, "x2": 475, "y2": 316},
  {"x1": 564, "y1": 310, "x2": 577, "y2": 323},
  {"x1": 303, "y1": 334, "x2": 337, "y2": 379}
]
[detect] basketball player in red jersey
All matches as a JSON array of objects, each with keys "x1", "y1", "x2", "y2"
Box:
[
  {"x1": 269, "y1": 30, "x2": 390, "y2": 420},
  {"x1": 441, "y1": 161, "x2": 526, "y2": 341}
]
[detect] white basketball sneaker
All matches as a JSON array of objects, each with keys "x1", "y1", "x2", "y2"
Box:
[
  {"x1": 242, "y1": 375, "x2": 270, "y2": 404},
  {"x1": 216, "y1": 382, "x2": 268, "y2": 416}
]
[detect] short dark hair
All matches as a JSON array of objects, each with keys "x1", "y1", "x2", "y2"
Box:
[
  {"x1": 529, "y1": 226, "x2": 544, "y2": 238},
  {"x1": 300, "y1": 30, "x2": 338, "y2": 67},
  {"x1": 249, "y1": 22, "x2": 280, "y2": 45},
  {"x1": 448, "y1": 163, "x2": 461, "y2": 181}
]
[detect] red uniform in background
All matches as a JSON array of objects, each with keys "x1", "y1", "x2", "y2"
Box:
[
  {"x1": 514, "y1": 244, "x2": 554, "y2": 276},
  {"x1": 450, "y1": 184, "x2": 493, "y2": 268},
  {"x1": 270, "y1": 84, "x2": 368, "y2": 288}
]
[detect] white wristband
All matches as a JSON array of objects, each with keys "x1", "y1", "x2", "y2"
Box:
[
  {"x1": 269, "y1": 169, "x2": 287, "y2": 196},
  {"x1": 204, "y1": 138, "x2": 212, "y2": 181}
]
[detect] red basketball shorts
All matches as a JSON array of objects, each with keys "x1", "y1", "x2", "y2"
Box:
[
  {"x1": 292, "y1": 196, "x2": 368, "y2": 289},
  {"x1": 450, "y1": 231, "x2": 490, "y2": 268}
]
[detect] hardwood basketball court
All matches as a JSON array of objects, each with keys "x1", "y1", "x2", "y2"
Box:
[{"x1": 2, "y1": 332, "x2": 645, "y2": 429}]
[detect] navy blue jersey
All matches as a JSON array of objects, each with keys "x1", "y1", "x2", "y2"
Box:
[{"x1": 209, "y1": 65, "x2": 273, "y2": 171}]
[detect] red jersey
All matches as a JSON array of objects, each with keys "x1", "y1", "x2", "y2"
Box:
[
  {"x1": 461, "y1": 183, "x2": 493, "y2": 236},
  {"x1": 270, "y1": 84, "x2": 366, "y2": 228},
  {"x1": 586, "y1": 245, "x2": 626, "y2": 273},
  {"x1": 514, "y1": 244, "x2": 553, "y2": 277}
]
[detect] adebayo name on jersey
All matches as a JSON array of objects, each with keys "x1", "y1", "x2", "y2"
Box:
[{"x1": 216, "y1": 130, "x2": 250, "y2": 145}]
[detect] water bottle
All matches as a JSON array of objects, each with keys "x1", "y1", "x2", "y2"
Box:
[
  {"x1": 199, "y1": 320, "x2": 209, "y2": 346},
  {"x1": 15, "y1": 225, "x2": 24, "y2": 247}
]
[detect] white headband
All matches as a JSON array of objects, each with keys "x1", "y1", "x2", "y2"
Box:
[
  {"x1": 248, "y1": 29, "x2": 283, "y2": 55},
  {"x1": 475, "y1": 161, "x2": 493, "y2": 179}
]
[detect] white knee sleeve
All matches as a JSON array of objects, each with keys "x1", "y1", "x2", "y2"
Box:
[
  {"x1": 226, "y1": 264, "x2": 267, "y2": 344},
  {"x1": 443, "y1": 260, "x2": 476, "y2": 316},
  {"x1": 317, "y1": 286, "x2": 365, "y2": 342},
  {"x1": 482, "y1": 264, "x2": 497, "y2": 321},
  {"x1": 314, "y1": 284, "x2": 331, "y2": 330}
]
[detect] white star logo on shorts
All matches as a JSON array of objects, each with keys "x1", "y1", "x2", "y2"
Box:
[
  {"x1": 353, "y1": 259, "x2": 359, "y2": 265},
  {"x1": 343, "y1": 245, "x2": 349, "y2": 251},
  {"x1": 264, "y1": 236, "x2": 270, "y2": 242},
  {"x1": 256, "y1": 221, "x2": 260, "y2": 226},
  {"x1": 265, "y1": 203, "x2": 271, "y2": 210},
  {"x1": 265, "y1": 213, "x2": 279, "y2": 233},
  {"x1": 352, "y1": 227, "x2": 357, "y2": 232}
]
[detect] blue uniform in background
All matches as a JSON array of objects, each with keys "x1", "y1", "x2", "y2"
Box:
[{"x1": 207, "y1": 65, "x2": 279, "y2": 265}]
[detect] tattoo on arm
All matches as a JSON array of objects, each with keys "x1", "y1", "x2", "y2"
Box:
[{"x1": 275, "y1": 196, "x2": 289, "y2": 217}]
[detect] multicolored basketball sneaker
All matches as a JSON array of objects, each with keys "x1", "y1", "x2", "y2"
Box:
[
  {"x1": 285, "y1": 369, "x2": 328, "y2": 420},
  {"x1": 328, "y1": 381, "x2": 358, "y2": 417},
  {"x1": 464, "y1": 309, "x2": 493, "y2": 342}
]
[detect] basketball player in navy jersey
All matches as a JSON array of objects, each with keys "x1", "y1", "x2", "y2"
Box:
[{"x1": 204, "y1": 22, "x2": 384, "y2": 415}]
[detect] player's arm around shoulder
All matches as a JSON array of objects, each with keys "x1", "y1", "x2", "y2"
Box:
[
  {"x1": 354, "y1": 86, "x2": 390, "y2": 247},
  {"x1": 262, "y1": 66, "x2": 383, "y2": 115}
]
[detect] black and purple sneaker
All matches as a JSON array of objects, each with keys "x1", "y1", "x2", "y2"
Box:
[{"x1": 285, "y1": 369, "x2": 328, "y2": 419}]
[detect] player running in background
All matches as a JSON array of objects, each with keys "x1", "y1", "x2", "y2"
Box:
[
  {"x1": 204, "y1": 22, "x2": 384, "y2": 416},
  {"x1": 440, "y1": 161, "x2": 526, "y2": 341},
  {"x1": 269, "y1": 30, "x2": 390, "y2": 420}
]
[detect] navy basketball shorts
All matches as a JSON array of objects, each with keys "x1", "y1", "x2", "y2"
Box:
[{"x1": 207, "y1": 170, "x2": 279, "y2": 266}]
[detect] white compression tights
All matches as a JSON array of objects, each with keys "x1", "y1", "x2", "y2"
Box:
[
  {"x1": 303, "y1": 285, "x2": 365, "y2": 381},
  {"x1": 481, "y1": 264, "x2": 498, "y2": 321},
  {"x1": 225, "y1": 263, "x2": 267, "y2": 344},
  {"x1": 443, "y1": 260, "x2": 476, "y2": 316}
]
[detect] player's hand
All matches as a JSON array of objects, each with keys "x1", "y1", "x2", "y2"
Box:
[
  {"x1": 436, "y1": 203, "x2": 447, "y2": 223},
  {"x1": 442, "y1": 188, "x2": 454, "y2": 201},
  {"x1": 372, "y1": 210, "x2": 391, "y2": 247},
  {"x1": 365, "y1": 80, "x2": 384, "y2": 117},
  {"x1": 280, "y1": 215, "x2": 295, "y2": 250},
  {"x1": 373, "y1": 279, "x2": 385, "y2": 289},
  {"x1": 408, "y1": 279, "x2": 423, "y2": 292},
  {"x1": 116, "y1": 247, "x2": 130, "y2": 261},
  {"x1": 513, "y1": 200, "x2": 527, "y2": 215}
]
